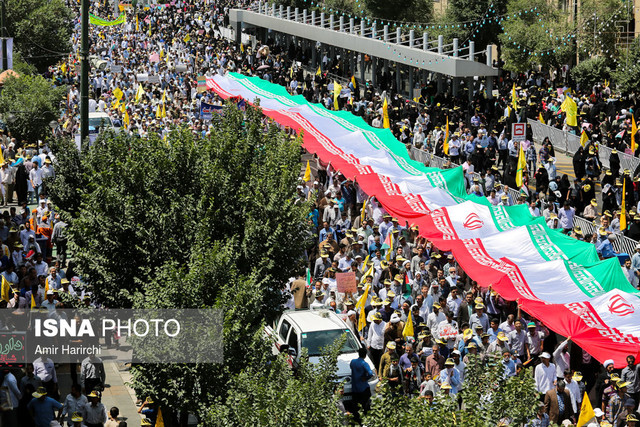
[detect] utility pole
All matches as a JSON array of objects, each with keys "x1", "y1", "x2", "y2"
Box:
[
  {"x1": 80, "y1": 0, "x2": 89, "y2": 142},
  {"x1": 1, "y1": 0, "x2": 7, "y2": 71}
]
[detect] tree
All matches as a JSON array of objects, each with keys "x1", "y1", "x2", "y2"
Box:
[
  {"x1": 362, "y1": 354, "x2": 539, "y2": 426},
  {"x1": 6, "y1": 0, "x2": 73, "y2": 71},
  {"x1": 577, "y1": 0, "x2": 627, "y2": 61},
  {"x1": 47, "y1": 102, "x2": 314, "y2": 422},
  {"x1": 439, "y1": 0, "x2": 508, "y2": 51},
  {"x1": 363, "y1": 0, "x2": 433, "y2": 23},
  {"x1": 612, "y1": 38, "x2": 640, "y2": 95},
  {"x1": 48, "y1": 102, "x2": 311, "y2": 310},
  {"x1": 497, "y1": 0, "x2": 574, "y2": 72},
  {"x1": 203, "y1": 337, "x2": 346, "y2": 426},
  {"x1": 0, "y1": 74, "x2": 66, "y2": 144},
  {"x1": 571, "y1": 57, "x2": 611, "y2": 91}
]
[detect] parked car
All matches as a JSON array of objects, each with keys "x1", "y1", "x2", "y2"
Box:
[{"x1": 264, "y1": 309, "x2": 378, "y2": 399}]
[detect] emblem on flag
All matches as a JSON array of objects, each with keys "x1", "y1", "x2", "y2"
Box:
[
  {"x1": 608, "y1": 294, "x2": 635, "y2": 317},
  {"x1": 463, "y1": 213, "x2": 484, "y2": 230}
]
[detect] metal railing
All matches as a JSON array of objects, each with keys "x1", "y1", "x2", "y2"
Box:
[
  {"x1": 528, "y1": 119, "x2": 640, "y2": 173},
  {"x1": 407, "y1": 145, "x2": 639, "y2": 255},
  {"x1": 249, "y1": 1, "x2": 494, "y2": 69}
]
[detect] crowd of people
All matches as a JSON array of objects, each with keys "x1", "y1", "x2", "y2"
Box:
[
  {"x1": 0, "y1": 0, "x2": 636, "y2": 425},
  {"x1": 293, "y1": 164, "x2": 640, "y2": 425}
]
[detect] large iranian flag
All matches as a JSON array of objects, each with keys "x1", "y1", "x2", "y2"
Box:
[{"x1": 208, "y1": 73, "x2": 640, "y2": 366}]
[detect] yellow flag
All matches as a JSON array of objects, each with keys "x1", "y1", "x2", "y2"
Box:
[
  {"x1": 183, "y1": 33, "x2": 191, "y2": 43},
  {"x1": 560, "y1": 94, "x2": 578, "y2": 127},
  {"x1": 316, "y1": 65, "x2": 321, "y2": 76},
  {"x1": 240, "y1": 43, "x2": 244, "y2": 53},
  {"x1": 123, "y1": 109, "x2": 130, "y2": 129},
  {"x1": 156, "y1": 104, "x2": 163, "y2": 119},
  {"x1": 402, "y1": 309, "x2": 414, "y2": 338},
  {"x1": 511, "y1": 83, "x2": 518, "y2": 112},
  {"x1": 360, "y1": 263, "x2": 373, "y2": 284},
  {"x1": 515, "y1": 144, "x2": 526, "y2": 188},
  {"x1": 632, "y1": 116, "x2": 637, "y2": 153},
  {"x1": 361, "y1": 255, "x2": 370, "y2": 273},
  {"x1": 333, "y1": 81, "x2": 341, "y2": 110},
  {"x1": 351, "y1": 75, "x2": 356, "y2": 89},
  {"x1": 135, "y1": 84, "x2": 145, "y2": 104},
  {"x1": 580, "y1": 130, "x2": 589, "y2": 147},
  {"x1": 0, "y1": 147, "x2": 5, "y2": 165},
  {"x1": 44, "y1": 277, "x2": 49, "y2": 295},
  {"x1": 136, "y1": 14, "x2": 139, "y2": 32},
  {"x1": 444, "y1": 116, "x2": 449, "y2": 155},
  {"x1": 31, "y1": 294, "x2": 36, "y2": 309},
  {"x1": 360, "y1": 199, "x2": 367, "y2": 223},
  {"x1": 621, "y1": 179, "x2": 627, "y2": 230},
  {"x1": 382, "y1": 98, "x2": 390, "y2": 129},
  {"x1": 576, "y1": 392, "x2": 596, "y2": 427},
  {"x1": 303, "y1": 160, "x2": 311, "y2": 182},
  {"x1": 1, "y1": 276, "x2": 10, "y2": 302},
  {"x1": 538, "y1": 112, "x2": 545, "y2": 124},
  {"x1": 355, "y1": 284, "x2": 370, "y2": 332},
  {"x1": 156, "y1": 408, "x2": 165, "y2": 427},
  {"x1": 113, "y1": 87, "x2": 124, "y2": 100},
  {"x1": 60, "y1": 62, "x2": 67, "y2": 74}
]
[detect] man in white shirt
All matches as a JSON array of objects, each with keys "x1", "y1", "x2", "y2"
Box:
[
  {"x1": 534, "y1": 352, "x2": 557, "y2": 394},
  {"x1": 32, "y1": 357, "x2": 58, "y2": 398},
  {"x1": 366, "y1": 311, "x2": 386, "y2": 371},
  {"x1": 0, "y1": 163, "x2": 11, "y2": 206},
  {"x1": 29, "y1": 162, "x2": 43, "y2": 201},
  {"x1": 446, "y1": 288, "x2": 462, "y2": 318}
]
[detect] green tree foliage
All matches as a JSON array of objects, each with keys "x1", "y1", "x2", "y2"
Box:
[
  {"x1": 497, "y1": 0, "x2": 574, "y2": 72},
  {"x1": 48, "y1": 102, "x2": 313, "y2": 420},
  {"x1": 48, "y1": 103, "x2": 311, "y2": 310},
  {"x1": 577, "y1": 0, "x2": 627, "y2": 60},
  {"x1": 6, "y1": 0, "x2": 73, "y2": 71},
  {"x1": 362, "y1": 354, "x2": 539, "y2": 426},
  {"x1": 613, "y1": 38, "x2": 640, "y2": 95},
  {"x1": 437, "y1": 0, "x2": 507, "y2": 50},
  {"x1": 0, "y1": 74, "x2": 66, "y2": 144},
  {"x1": 203, "y1": 337, "x2": 346, "y2": 426},
  {"x1": 571, "y1": 57, "x2": 611, "y2": 90},
  {"x1": 363, "y1": 0, "x2": 433, "y2": 23}
]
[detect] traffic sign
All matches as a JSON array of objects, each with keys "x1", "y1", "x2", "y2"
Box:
[{"x1": 512, "y1": 123, "x2": 526, "y2": 142}]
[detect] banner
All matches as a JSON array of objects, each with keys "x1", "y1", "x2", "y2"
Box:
[
  {"x1": 89, "y1": 13, "x2": 126, "y2": 26},
  {"x1": 206, "y1": 73, "x2": 640, "y2": 367},
  {"x1": 199, "y1": 102, "x2": 223, "y2": 120}
]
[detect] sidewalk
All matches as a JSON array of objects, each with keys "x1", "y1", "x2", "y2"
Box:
[{"x1": 102, "y1": 362, "x2": 141, "y2": 426}]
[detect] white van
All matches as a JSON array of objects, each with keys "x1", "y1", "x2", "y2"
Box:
[{"x1": 264, "y1": 309, "x2": 378, "y2": 399}]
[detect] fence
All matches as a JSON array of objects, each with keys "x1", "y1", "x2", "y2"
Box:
[
  {"x1": 527, "y1": 119, "x2": 640, "y2": 173},
  {"x1": 407, "y1": 145, "x2": 639, "y2": 255}
]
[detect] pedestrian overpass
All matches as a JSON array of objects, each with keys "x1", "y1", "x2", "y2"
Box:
[{"x1": 229, "y1": 2, "x2": 499, "y2": 99}]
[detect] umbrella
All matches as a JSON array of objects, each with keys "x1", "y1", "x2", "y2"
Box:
[{"x1": 257, "y1": 64, "x2": 270, "y2": 70}]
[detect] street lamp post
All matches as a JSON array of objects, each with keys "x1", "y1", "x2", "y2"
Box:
[
  {"x1": 80, "y1": 0, "x2": 89, "y2": 142},
  {"x1": 1, "y1": 0, "x2": 7, "y2": 71}
]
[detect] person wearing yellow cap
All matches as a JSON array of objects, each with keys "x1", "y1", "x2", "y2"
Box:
[
  {"x1": 83, "y1": 390, "x2": 107, "y2": 427},
  {"x1": 27, "y1": 386, "x2": 63, "y2": 427},
  {"x1": 426, "y1": 302, "x2": 445, "y2": 339},
  {"x1": 439, "y1": 358, "x2": 461, "y2": 394},
  {"x1": 470, "y1": 302, "x2": 489, "y2": 332},
  {"x1": 606, "y1": 379, "x2": 632, "y2": 425}
]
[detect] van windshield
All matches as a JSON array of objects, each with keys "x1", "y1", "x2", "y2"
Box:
[
  {"x1": 88, "y1": 117, "x2": 113, "y2": 133},
  {"x1": 301, "y1": 329, "x2": 360, "y2": 357}
]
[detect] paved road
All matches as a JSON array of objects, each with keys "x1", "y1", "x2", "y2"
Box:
[{"x1": 56, "y1": 360, "x2": 141, "y2": 426}]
